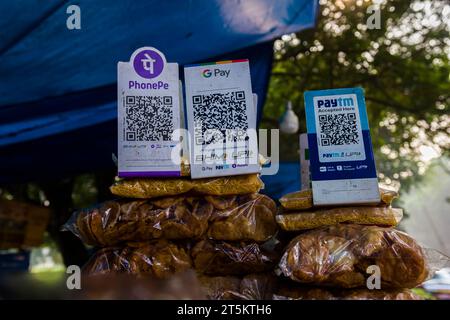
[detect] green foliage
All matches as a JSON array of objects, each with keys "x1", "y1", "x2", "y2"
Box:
[{"x1": 263, "y1": 0, "x2": 450, "y2": 190}]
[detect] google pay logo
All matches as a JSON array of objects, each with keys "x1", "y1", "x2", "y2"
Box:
[{"x1": 202, "y1": 69, "x2": 212, "y2": 78}]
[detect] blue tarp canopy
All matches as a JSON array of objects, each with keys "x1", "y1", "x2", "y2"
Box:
[{"x1": 0, "y1": 0, "x2": 317, "y2": 184}]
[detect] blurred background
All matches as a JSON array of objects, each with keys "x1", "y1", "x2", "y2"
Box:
[{"x1": 0, "y1": 0, "x2": 448, "y2": 299}]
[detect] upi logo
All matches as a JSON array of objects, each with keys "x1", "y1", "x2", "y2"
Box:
[{"x1": 202, "y1": 69, "x2": 212, "y2": 78}]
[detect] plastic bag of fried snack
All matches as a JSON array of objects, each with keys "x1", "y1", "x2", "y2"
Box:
[
  {"x1": 198, "y1": 274, "x2": 277, "y2": 300},
  {"x1": 279, "y1": 187, "x2": 399, "y2": 211},
  {"x1": 110, "y1": 174, "x2": 263, "y2": 199},
  {"x1": 278, "y1": 224, "x2": 448, "y2": 288},
  {"x1": 273, "y1": 285, "x2": 423, "y2": 300},
  {"x1": 63, "y1": 194, "x2": 277, "y2": 246},
  {"x1": 198, "y1": 275, "x2": 242, "y2": 300},
  {"x1": 207, "y1": 193, "x2": 277, "y2": 242},
  {"x1": 276, "y1": 207, "x2": 403, "y2": 231},
  {"x1": 82, "y1": 240, "x2": 192, "y2": 279},
  {"x1": 192, "y1": 240, "x2": 279, "y2": 276}
]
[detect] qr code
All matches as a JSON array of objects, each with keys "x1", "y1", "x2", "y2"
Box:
[
  {"x1": 318, "y1": 113, "x2": 359, "y2": 146},
  {"x1": 124, "y1": 95, "x2": 173, "y2": 141},
  {"x1": 192, "y1": 91, "x2": 248, "y2": 145}
]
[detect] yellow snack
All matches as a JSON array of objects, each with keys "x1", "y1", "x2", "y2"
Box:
[
  {"x1": 279, "y1": 189, "x2": 313, "y2": 210},
  {"x1": 279, "y1": 187, "x2": 399, "y2": 211},
  {"x1": 192, "y1": 174, "x2": 263, "y2": 196},
  {"x1": 110, "y1": 174, "x2": 263, "y2": 199},
  {"x1": 110, "y1": 178, "x2": 193, "y2": 199},
  {"x1": 276, "y1": 207, "x2": 403, "y2": 231},
  {"x1": 379, "y1": 187, "x2": 399, "y2": 205}
]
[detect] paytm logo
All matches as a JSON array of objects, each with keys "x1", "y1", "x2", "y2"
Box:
[
  {"x1": 317, "y1": 96, "x2": 354, "y2": 108},
  {"x1": 202, "y1": 68, "x2": 230, "y2": 78}
]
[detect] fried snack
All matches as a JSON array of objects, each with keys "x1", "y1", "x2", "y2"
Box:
[
  {"x1": 278, "y1": 224, "x2": 428, "y2": 288},
  {"x1": 276, "y1": 207, "x2": 403, "y2": 231},
  {"x1": 279, "y1": 189, "x2": 313, "y2": 210},
  {"x1": 279, "y1": 187, "x2": 399, "y2": 211},
  {"x1": 199, "y1": 274, "x2": 277, "y2": 300},
  {"x1": 83, "y1": 240, "x2": 192, "y2": 279},
  {"x1": 65, "y1": 194, "x2": 277, "y2": 246},
  {"x1": 238, "y1": 273, "x2": 278, "y2": 300},
  {"x1": 198, "y1": 275, "x2": 242, "y2": 300},
  {"x1": 110, "y1": 179, "x2": 192, "y2": 199},
  {"x1": 379, "y1": 187, "x2": 399, "y2": 205},
  {"x1": 71, "y1": 198, "x2": 212, "y2": 246},
  {"x1": 207, "y1": 194, "x2": 277, "y2": 242},
  {"x1": 110, "y1": 174, "x2": 263, "y2": 199},
  {"x1": 192, "y1": 174, "x2": 263, "y2": 196},
  {"x1": 192, "y1": 240, "x2": 278, "y2": 276},
  {"x1": 204, "y1": 195, "x2": 237, "y2": 210},
  {"x1": 274, "y1": 286, "x2": 422, "y2": 300}
]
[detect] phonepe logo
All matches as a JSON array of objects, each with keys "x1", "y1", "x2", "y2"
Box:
[
  {"x1": 133, "y1": 49, "x2": 164, "y2": 79},
  {"x1": 317, "y1": 96, "x2": 354, "y2": 108},
  {"x1": 201, "y1": 68, "x2": 230, "y2": 78}
]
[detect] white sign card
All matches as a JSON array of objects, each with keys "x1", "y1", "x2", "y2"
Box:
[
  {"x1": 117, "y1": 47, "x2": 181, "y2": 177},
  {"x1": 184, "y1": 60, "x2": 259, "y2": 179}
]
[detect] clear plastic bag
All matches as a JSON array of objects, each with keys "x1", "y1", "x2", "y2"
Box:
[
  {"x1": 273, "y1": 286, "x2": 423, "y2": 300},
  {"x1": 207, "y1": 193, "x2": 277, "y2": 242},
  {"x1": 198, "y1": 275, "x2": 242, "y2": 300},
  {"x1": 278, "y1": 224, "x2": 447, "y2": 288},
  {"x1": 192, "y1": 240, "x2": 278, "y2": 275},
  {"x1": 276, "y1": 207, "x2": 403, "y2": 231},
  {"x1": 198, "y1": 273, "x2": 277, "y2": 300},
  {"x1": 279, "y1": 187, "x2": 399, "y2": 211},
  {"x1": 110, "y1": 174, "x2": 263, "y2": 199},
  {"x1": 279, "y1": 189, "x2": 313, "y2": 211},
  {"x1": 82, "y1": 240, "x2": 192, "y2": 279},
  {"x1": 63, "y1": 194, "x2": 277, "y2": 246}
]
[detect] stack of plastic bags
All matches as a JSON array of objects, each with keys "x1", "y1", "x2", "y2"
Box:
[
  {"x1": 64, "y1": 174, "x2": 279, "y2": 282},
  {"x1": 64, "y1": 180, "x2": 448, "y2": 300},
  {"x1": 271, "y1": 187, "x2": 436, "y2": 300}
]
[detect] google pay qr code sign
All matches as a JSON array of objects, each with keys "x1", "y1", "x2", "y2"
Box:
[
  {"x1": 184, "y1": 60, "x2": 259, "y2": 179},
  {"x1": 192, "y1": 91, "x2": 249, "y2": 146}
]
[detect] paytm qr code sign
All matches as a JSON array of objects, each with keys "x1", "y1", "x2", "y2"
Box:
[
  {"x1": 313, "y1": 93, "x2": 365, "y2": 163},
  {"x1": 117, "y1": 47, "x2": 181, "y2": 178},
  {"x1": 304, "y1": 87, "x2": 380, "y2": 206},
  {"x1": 184, "y1": 60, "x2": 259, "y2": 179}
]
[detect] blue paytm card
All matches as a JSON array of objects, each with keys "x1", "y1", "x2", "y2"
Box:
[{"x1": 304, "y1": 87, "x2": 380, "y2": 206}]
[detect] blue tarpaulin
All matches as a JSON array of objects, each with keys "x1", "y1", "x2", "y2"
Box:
[{"x1": 0, "y1": 0, "x2": 317, "y2": 183}]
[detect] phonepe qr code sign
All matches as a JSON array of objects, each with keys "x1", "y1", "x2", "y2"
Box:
[
  {"x1": 124, "y1": 95, "x2": 174, "y2": 142},
  {"x1": 117, "y1": 47, "x2": 181, "y2": 178}
]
